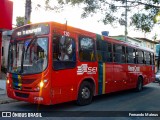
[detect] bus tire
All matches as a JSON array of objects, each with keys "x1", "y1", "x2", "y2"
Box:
[
  {"x1": 76, "y1": 81, "x2": 93, "y2": 106},
  {"x1": 135, "y1": 77, "x2": 143, "y2": 92}
]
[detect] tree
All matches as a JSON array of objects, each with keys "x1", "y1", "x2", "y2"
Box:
[
  {"x1": 24, "y1": 0, "x2": 32, "y2": 24},
  {"x1": 16, "y1": 16, "x2": 25, "y2": 27},
  {"x1": 44, "y1": 0, "x2": 160, "y2": 33}
]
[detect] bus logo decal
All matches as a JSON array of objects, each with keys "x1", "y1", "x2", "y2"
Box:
[
  {"x1": 128, "y1": 66, "x2": 140, "y2": 73},
  {"x1": 77, "y1": 64, "x2": 97, "y2": 75}
]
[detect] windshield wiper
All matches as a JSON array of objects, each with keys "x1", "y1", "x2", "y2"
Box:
[{"x1": 25, "y1": 36, "x2": 37, "y2": 53}]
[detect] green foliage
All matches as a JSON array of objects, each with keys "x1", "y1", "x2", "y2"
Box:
[
  {"x1": 131, "y1": 13, "x2": 154, "y2": 32},
  {"x1": 16, "y1": 16, "x2": 25, "y2": 27},
  {"x1": 153, "y1": 33, "x2": 158, "y2": 40},
  {"x1": 153, "y1": 0, "x2": 159, "y2": 4},
  {"x1": 103, "y1": 13, "x2": 118, "y2": 25},
  {"x1": 45, "y1": 0, "x2": 160, "y2": 33}
]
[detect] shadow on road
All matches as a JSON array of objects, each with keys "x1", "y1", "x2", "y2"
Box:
[{"x1": 93, "y1": 84, "x2": 156, "y2": 103}]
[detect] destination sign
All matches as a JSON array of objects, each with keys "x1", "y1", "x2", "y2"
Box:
[
  {"x1": 17, "y1": 27, "x2": 42, "y2": 36},
  {"x1": 12, "y1": 23, "x2": 50, "y2": 38}
]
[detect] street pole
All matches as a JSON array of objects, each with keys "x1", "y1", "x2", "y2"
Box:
[
  {"x1": 125, "y1": 0, "x2": 128, "y2": 42},
  {"x1": 24, "y1": 0, "x2": 31, "y2": 24}
]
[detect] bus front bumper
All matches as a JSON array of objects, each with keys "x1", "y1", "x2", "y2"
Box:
[{"x1": 7, "y1": 87, "x2": 51, "y2": 105}]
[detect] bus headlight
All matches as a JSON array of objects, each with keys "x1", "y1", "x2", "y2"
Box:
[
  {"x1": 34, "y1": 80, "x2": 48, "y2": 91},
  {"x1": 6, "y1": 79, "x2": 12, "y2": 88},
  {"x1": 39, "y1": 80, "x2": 48, "y2": 88}
]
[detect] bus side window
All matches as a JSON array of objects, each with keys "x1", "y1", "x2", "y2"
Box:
[
  {"x1": 150, "y1": 53, "x2": 154, "y2": 65},
  {"x1": 145, "y1": 52, "x2": 151, "y2": 65},
  {"x1": 52, "y1": 36, "x2": 60, "y2": 61},
  {"x1": 96, "y1": 39, "x2": 112, "y2": 63},
  {"x1": 52, "y1": 35, "x2": 76, "y2": 70},
  {"x1": 79, "y1": 36, "x2": 95, "y2": 62},
  {"x1": 97, "y1": 52, "x2": 102, "y2": 61},
  {"x1": 96, "y1": 40, "x2": 102, "y2": 62},
  {"x1": 126, "y1": 47, "x2": 135, "y2": 64},
  {"x1": 113, "y1": 44, "x2": 125, "y2": 63},
  {"x1": 122, "y1": 46, "x2": 126, "y2": 63},
  {"x1": 137, "y1": 50, "x2": 144, "y2": 64},
  {"x1": 107, "y1": 42, "x2": 113, "y2": 62},
  {"x1": 133, "y1": 49, "x2": 136, "y2": 63}
]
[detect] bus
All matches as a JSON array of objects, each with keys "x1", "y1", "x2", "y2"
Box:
[{"x1": 6, "y1": 21, "x2": 155, "y2": 105}]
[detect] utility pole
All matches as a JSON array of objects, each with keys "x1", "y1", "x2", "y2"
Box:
[
  {"x1": 125, "y1": 0, "x2": 128, "y2": 42},
  {"x1": 24, "y1": 0, "x2": 31, "y2": 24}
]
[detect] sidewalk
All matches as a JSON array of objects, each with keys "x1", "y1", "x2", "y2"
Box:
[
  {"x1": 0, "y1": 72, "x2": 6, "y2": 91},
  {"x1": 0, "y1": 72, "x2": 17, "y2": 104}
]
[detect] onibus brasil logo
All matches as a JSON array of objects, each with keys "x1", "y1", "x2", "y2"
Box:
[{"x1": 77, "y1": 64, "x2": 97, "y2": 75}]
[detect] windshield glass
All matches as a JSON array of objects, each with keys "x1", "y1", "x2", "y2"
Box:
[{"x1": 8, "y1": 37, "x2": 48, "y2": 74}]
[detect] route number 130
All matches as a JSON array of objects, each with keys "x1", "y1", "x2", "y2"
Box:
[{"x1": 64, "y1": 31, "x2": 70, "y2": 37}]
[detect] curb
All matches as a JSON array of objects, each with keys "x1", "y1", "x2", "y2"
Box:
[
  {"x1": 0, "y1": 99, "x2": 18, "y2": 104},
  {"x1": 0, "y1": 91, "x2": 18, "y2": 104}
]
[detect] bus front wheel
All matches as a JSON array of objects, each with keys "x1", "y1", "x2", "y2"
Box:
[
  {"x1": 76, "y1": 81, "x2": 93, "y2": 106},
  {"x1": 135, "y1": 77, "x2": 143, "y2": 92}
]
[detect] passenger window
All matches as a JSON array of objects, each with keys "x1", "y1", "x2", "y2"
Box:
[
  {"x1": 79, "y1": 37, "x2": 95, "y2": 61},
  {"x1": 137, "y1": 50, "x2": 144, "y2": 64},
  {"x1": 145, "y1": 52, "x2": 151, "y2": 65},
  {"x1": 126, "y1": 47, "x2": 136, "y2": 64},
  {"x1": 150, "y1": 53, "x2": 154, "y2": 65},
  {"x1": 52, "y1": 35, "x2": 76, "y2": 70},
  {"x1": 96, "y1": 40, "x2": 112, "y2": 62},
  {"x1": 113, "y1": 44, "x2": 126, "y2": 63}
]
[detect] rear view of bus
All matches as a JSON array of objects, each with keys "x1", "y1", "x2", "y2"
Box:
[{"x1": 6, "y1": 23, "x2": 51, "y2": 105}]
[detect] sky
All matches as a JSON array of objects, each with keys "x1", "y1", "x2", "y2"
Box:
[{"x1": 11, "y1": 0, "x2": 160, "y2": 40}]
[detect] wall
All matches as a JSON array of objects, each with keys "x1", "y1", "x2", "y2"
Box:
[{"x1": 2, "y1": 31, "x2": 11, "y2": 69}]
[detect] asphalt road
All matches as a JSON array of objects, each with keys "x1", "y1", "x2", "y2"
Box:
[{"x1": 0, "y1": 83, "x2": 160, "y2": 120}]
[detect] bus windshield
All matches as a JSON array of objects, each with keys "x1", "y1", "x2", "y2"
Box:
[{"x1": 8, "y1": 37, "x2": 48, "y2": 74}]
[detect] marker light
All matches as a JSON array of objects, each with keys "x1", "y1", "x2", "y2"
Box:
[
  {"x1": 7, "y1": 79, "x2": 10, "y2": 84},
  {"x1": 34, "y1": 86, "x2": 40, "y2": 91},
  {"x1": 39, "y1": 81, "x2": 44, "y2": 88},
  {"x1": 44, "y1": 80, "x2": 48, "y2": 83}
]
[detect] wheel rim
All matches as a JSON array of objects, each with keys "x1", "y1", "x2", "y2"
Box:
[{"x1": 81, "y1": 87, "x2": 90, "y2": 99}]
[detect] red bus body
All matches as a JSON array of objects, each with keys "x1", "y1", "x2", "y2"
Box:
[{"x1": 6, "y1": 22, "x2": 155, "y2": 105}]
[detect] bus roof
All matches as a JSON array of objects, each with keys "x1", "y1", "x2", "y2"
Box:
[
  {"x1": 13, "y1": 21, "x2": 154, "y2": 53},
  {"x1": 104, "y1": 36, "x2": 154, "y2": 53},
  {"x1": 49, "y1": 21, "x2": 154, "y2": 53}
]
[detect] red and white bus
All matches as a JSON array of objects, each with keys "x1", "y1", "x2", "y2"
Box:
[{"x1": 6, "y1": 22, "x2": 155, "y2": 105}]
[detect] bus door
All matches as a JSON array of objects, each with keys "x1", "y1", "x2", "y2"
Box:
[
  {"x1": 96, "y1": 38, "x2": 114, "y2": 94},
  {"x1": 51, "y1": 30, "x2": 77, "y2": 104},
  {"x1": 151, "y1": 53, "x2": 155, "y2": 82},
  {"x1": 147, "y1": 52, "x2": 155, "y2": 83}
]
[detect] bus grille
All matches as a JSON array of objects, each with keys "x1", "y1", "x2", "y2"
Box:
[
  {"x1": 12, "y1": 78, "x2": 35, "y2": 84},
  {"x1": 22, "y1": 79, "x2": 35, "y2": 84},
  {"x1": 15, "y1": 92, "x2": 29, "y2": 98}
]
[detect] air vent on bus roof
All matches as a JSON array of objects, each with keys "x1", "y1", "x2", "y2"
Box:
[{"x1": 101, "y1": 31, "x2": 109, "y2": 36}]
